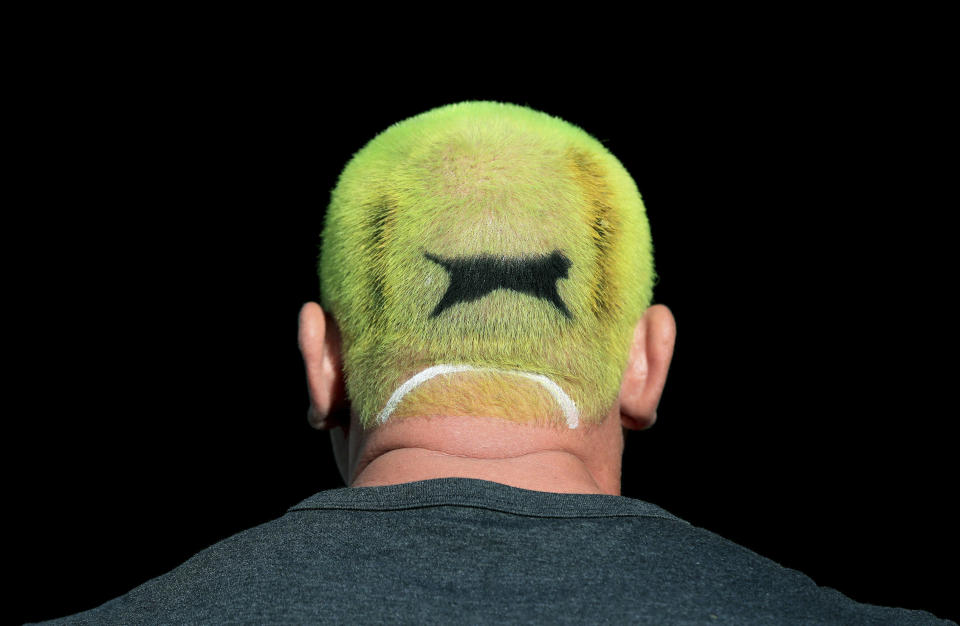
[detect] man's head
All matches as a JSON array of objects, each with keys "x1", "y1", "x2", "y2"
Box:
[
  {"x1": 299, "y1": 101, "x2": 675, "y2": 491},
  {"x1": 312, "y1": 101, "x2": 658, "y2": 427}
]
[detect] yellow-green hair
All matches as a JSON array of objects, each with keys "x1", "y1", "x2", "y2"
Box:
[{"x1": 318, "y1": 101, "x2": 656, "y2": 430}]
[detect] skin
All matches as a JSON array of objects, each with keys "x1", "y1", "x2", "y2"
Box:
[{"x1": 298, "y1": 302, "x2": 676, "y2": 496}]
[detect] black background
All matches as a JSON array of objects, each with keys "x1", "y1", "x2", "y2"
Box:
[{"x1": 8, "y1": 32, "x2": 956, "y2": 624}]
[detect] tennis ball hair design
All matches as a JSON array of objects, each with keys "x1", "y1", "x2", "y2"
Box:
[{"x1": 318, "y1": 101, "x2": 656, "y2": 430}]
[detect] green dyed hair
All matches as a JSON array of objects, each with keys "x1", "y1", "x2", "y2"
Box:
[{"x1": 318, "y1": 101, "x2": 656, "y2": 430}]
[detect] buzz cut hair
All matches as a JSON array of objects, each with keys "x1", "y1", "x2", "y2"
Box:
[{"x1": 318, "y1": 101, "x2": 656, "y2": 430}]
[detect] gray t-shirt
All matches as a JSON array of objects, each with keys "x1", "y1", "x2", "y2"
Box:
[{"x1": 35, "y1": 478, "x2": 953, "y2": 624}]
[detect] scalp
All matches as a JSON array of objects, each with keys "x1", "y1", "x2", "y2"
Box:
[{"x1": 318, "y1": 101, "x2": 655, "y2": 429}]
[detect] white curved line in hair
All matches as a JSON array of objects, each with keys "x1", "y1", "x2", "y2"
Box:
[{"x1": 375, "y1": 364, "x2": 580, "y2": 429}]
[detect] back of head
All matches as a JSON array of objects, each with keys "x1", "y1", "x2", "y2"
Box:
[{"x1": 318, "y1": 101, "x2": 655, "y2": 431}]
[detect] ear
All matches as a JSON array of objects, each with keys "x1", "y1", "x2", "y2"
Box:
[
  {"x1": 297, "y1": 302, "x2": 348, "y2": 431},
  {"x1": 619, "y1": 304, "x2": 677, "y2": 430}
]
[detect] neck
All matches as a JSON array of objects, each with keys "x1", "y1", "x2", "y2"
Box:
[{"x1": 344, "y1": 408, "x2": 625, "y2": 496}]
